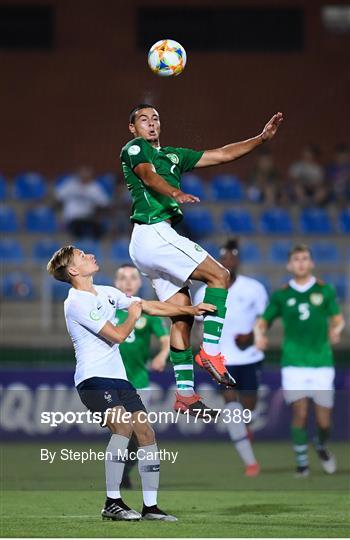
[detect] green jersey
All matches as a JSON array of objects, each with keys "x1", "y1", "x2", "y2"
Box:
[
  {"x1": 262, "y1": 280, "x2": 340, "y2": 368},
  {"x1": 120, "y1": 137, "x2": 203, "y2": 225},
  {"x1": 114, "y1": 309, "x2": 169, "y2": 389}
]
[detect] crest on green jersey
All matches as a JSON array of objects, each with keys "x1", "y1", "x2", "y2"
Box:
[
  {"x1": 166, "y1": 153, "x2": 179, "y2": 164},
  {"x1": 310, "y1": 293, "x2": 323, "y2": 306},
  {"x1": 135, "y1": 316, "x2": 147, "y2": 329},
  {"x1": 128, "y1": 145, "x2": 141, "y2": 156},
  {"x1": 90, "y1": 309, "x2": 101, "y2": 321}
]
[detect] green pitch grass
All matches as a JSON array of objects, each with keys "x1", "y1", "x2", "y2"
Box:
[{"x1": 1, "y1": 441, "x2": 349, "y2": 537}]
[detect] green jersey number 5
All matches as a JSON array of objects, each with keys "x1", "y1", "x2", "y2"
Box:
[{"x1": 298, "y1": 303, "x2": 310, "y2": 321}]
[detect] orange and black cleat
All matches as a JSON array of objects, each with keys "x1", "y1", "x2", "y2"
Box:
[
  {"x1": 195, "y1": 347, "x2": 236, "y2": 387},
  {"x1": 174, "y1": 392, "x2": 219, "y2": 419}
]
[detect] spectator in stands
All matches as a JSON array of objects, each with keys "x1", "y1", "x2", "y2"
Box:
[
  {"x1": 326, "y1": 143, "x2": 350, "y2": 206},
  {"x1": 246, "y1": 147, "x2": 285, "y2": 205},
  {"x1": 289, "y1": 145, "x2": 329, "y2": 206},
  {"x1": 55, "y1": 166, "x2": 110, "y2": 239}
]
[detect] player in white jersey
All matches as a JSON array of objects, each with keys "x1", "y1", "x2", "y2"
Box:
[
  {"x1": 194, "y1": 239, "x2": 268, "y2": 476},
  {"x1": 47, "y1": 245, "x2": 214, "y2": 522}
]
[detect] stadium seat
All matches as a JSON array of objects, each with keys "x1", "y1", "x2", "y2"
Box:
[
  {"x1": 260, "y1": 208, "x2": 293, "y2": 234},
  {"x1": 181, "y1": 174, "x2": 207, "y2": 200},
  {"x1": 110, "y1": 239, "x2": 132, "y2": 262},
  {"x1": 14, "y1": 172, "x2": 47, "y2": 200},
  {"x1": 2, "y1": 272, "x2": 35, "y2": 300},
  {"x1": 0, "y1": 205, "x2": 18, "y2": 233},
  {"x1": 321, "y1": 274, "x2": 348, "y2": 301},
  {"x1": 75, "y1": 240, "x2": 101, "y2": 259},
  {"x1": 54, "y1": 172, "x2": 74, "y2": 188},
  {"x1": 183, "y1": 208, "x2": 215, "y2": 236},
  {"x1": 97, "y1": 173, "x2": 117, "y2": 198},
  {"x1": 239, "y1": 242, "x2": 261, "y2": 263},
  {"x1": 211, "y1": 174, "x2": 244, "y2": 201},
  {"x1": 222, "y1": 209, "x2": 254, "y2": 233},
  {"x1": 338, "y1": 208, "x2": 350, "y2": 233},
  {"x1": 269, "y1": 241, "x2": 292, "y2": 263},
  {"x1": 0, "y1": 239, "x2": 23, "y2": 263},
  {"x1": 0, "y1": 175, "x2": 7, "y2": 200},
  {"x1": 25, "y1": 207, "x2": 58, "y2": 233},
  {"x1": 310, "y1": 242, "x2": 340, "y2": 264},
  {"x1": 32, "y1": 239, "x2": 60, "y2": 261},
  {"x1": 300, "y1": 208, "x2": 332, "y2": 234},
  {"x1": 199, "y1": 240, "x2": 220, "y2": 260}
]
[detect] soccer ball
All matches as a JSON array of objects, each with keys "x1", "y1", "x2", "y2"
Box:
[{"x1": 148, "y1": 39, "x2": 187, "y2": 77}]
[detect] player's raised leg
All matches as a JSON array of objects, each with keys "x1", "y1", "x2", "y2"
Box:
[
  {"x1": 191, "y1": 255, "x2": 236, "y2": 387},
  {"x1": 166, "y1": 287, "x2": 221, "y2": 416}
]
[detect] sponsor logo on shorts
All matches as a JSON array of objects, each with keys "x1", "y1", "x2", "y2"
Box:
[
  {"x1": 194, "y1": 244, "x2": 203, "y2": 252},
  {"x1": 104, "y1": 391, "x2": 112, "y2": 403},
  {"x1": 287, "y1": 298, "x2": 296, "y2": 306},
  {"x1": 128, "y1": 145, "x2": 141, "y2": 156},
  {"x1": 310, "y1": 293, "x2": 323, "y2": 306},
  {"x1": 90, "y1": 309, "x2": 101, "y2": 321},
  {"x1": 166, "y1": 153, "x2": 179, "y2": 164}
]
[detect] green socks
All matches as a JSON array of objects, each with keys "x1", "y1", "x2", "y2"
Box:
[
  {"x1": 202, "y1": 287, "x2": 228, "y2": 356},
  {"x1": 314, "y1": 427, "x2": 330, "y2": 449},
  {"x1": 291, "y1": 426, "x2": 309, "y2": 468},
  {"x1": 170, "y1": 347, "x2": 194, "y2": 396}
]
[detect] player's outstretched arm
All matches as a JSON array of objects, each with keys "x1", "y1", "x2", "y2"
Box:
[
  {"x1": 254, "y1": 317, "x2": 269, "y2": 350},
  {"x1": 99, "y1": 301, "x2": 142, "y2": 344},
  {"x1": 134, "y1": 163, "x2": 200, "y2": 204},
  {"x1": 329, "y1": 314, "x2": 345, "y2": 344},
  {"x1": 195, "y1": 112, "x2": 284, "y2": 168},
  {"x1": 141, "y1": 299, "x2": 216, "y2": 317}
]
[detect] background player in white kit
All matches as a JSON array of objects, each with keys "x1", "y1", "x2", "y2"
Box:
[
  {"x1": 194, "y1": 239, "x2": 268, "y2": 476},
  {"x1": 47, "y1": 245, "x2": 214, "y2": 522}
]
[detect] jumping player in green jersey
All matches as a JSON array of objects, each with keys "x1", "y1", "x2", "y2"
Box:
[
  {"x1": 120, "y1": 103, "x2": 283, "y2": 415},
  {"x1": 114, "y1": 263, "x2": 170, "y2": 489},
  {"x1": 255, "y1": 245, "x2": 345, "y2": 477}
]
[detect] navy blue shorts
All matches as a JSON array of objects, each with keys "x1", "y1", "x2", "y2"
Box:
[
  {"x1": 224, "y1": 361, "x2": 262, "y2": 393},
  {"x1": 76, "y1": 377, "x2": 147, "y2": 414}
]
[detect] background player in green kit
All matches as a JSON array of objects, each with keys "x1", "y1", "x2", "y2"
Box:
[
  {"x1": 114, "y1": 263, "x2": 170, "y2": 488},
  {"x1": 255, "y1": 245, "x2": 345, "y2": 477},
  {"x1": 120, "y1": 103, "x2": 283, "y2": 416}
]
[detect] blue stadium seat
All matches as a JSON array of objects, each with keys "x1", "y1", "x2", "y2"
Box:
[
  {"x1": 300, "y1": 208, "x2": 332, "y2": 234},
  {"x1": 52, "y1": 280, "x2": 71, "y2": 301},
  {"x1": 310, "y1": 242, "x2": 340, "y2": 264},
  {"x1": 0, "y1": 239, "x2": 23, "y2": 263},
  {"x1": 0, "y1": 205, "x2": 18, "y2": 233},
  {"x1": 269, "y1": 241, "x2": 292, "y2": 263},
  {"x1": 211, "y1": 174, "x2": 244, "y2": 201},
  {"x1": 239, "y1": 242, "x2": 261, "y2": 263},
  {"x1": 338, "y1": 209, "x2": 350, "y2": 233},
  {"x1": 75, "y1": 240, "x2": 101, "y2": 259},
  {"x1": 260, "y1": 208, "x2": 293, "y2": 234},
  {"x1": 55, "y1": 172, "x2": 74, "y2": 188},
  {"x1": 110, "y1": 239, "x2": 131, "y2": 262},
  {"x1": 183, "y1": 209, "x2": 215, "y2": 236},
  {"x1": 25, "y1": 207, "x2": 57, "y2": 233},
  {"x1": 0, "y1": 175, "x2": 7, "y2": 200},
  {"x1": 181, "y1": 174, "x2": 207, "y2": 200},
  {"x1": 14, "y1": 172, "x2": 47, "y2": 200},
  {"x1": 97, "y1": 173, "x2": 117, "y2": 198},
  {"x1": 222, "y1": 209, "x2": 254, "y2": 233},
  {"x1": 94, "y1": 272, "x2": 114, "y2": 286},
  {"x1": 321, "y1": 274, "x2": 347, "y2": 301},
  {"x1": 33, "y1": 239, "x2": 60, "y2": 261},
  {"x1": 199, "y1": 241, "x2": 220, "y2": 260},
  {"x1": 2, "y1": 272, "x2": 34, "y2": 300}
]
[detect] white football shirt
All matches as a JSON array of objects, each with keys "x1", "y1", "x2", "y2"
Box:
[
  {"x1": 194, "y1": 275, "x2": 268, "y2": 366},
  {"x1": 64, "y1": 285, "x2": 140, "y2": 386}
]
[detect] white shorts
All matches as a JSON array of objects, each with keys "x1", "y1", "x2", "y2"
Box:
[
  {"x1": 281, "y1": 366, "x2": 335, "y2": 408},
  {"x1": 129, "y1": 221, "x2": 208, "y2": 301}
]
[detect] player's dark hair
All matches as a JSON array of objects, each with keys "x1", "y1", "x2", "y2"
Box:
[
  {"x1": 47, "y1": 245, "x2": 75, "y2": 283},
  {"x1": 129, "y1": 104, "x2": 157, "y2": 124},
  {"x1": 288, "y1": 244, "x2": 313, "y2": 260},
  {"x1": 220, "y1": 238, "x2": 239, "y2": 255}
]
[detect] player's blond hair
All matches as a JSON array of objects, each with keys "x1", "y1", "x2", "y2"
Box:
[{"x1": 47, "y1": 245, "x2": 75, "y2": 283}]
